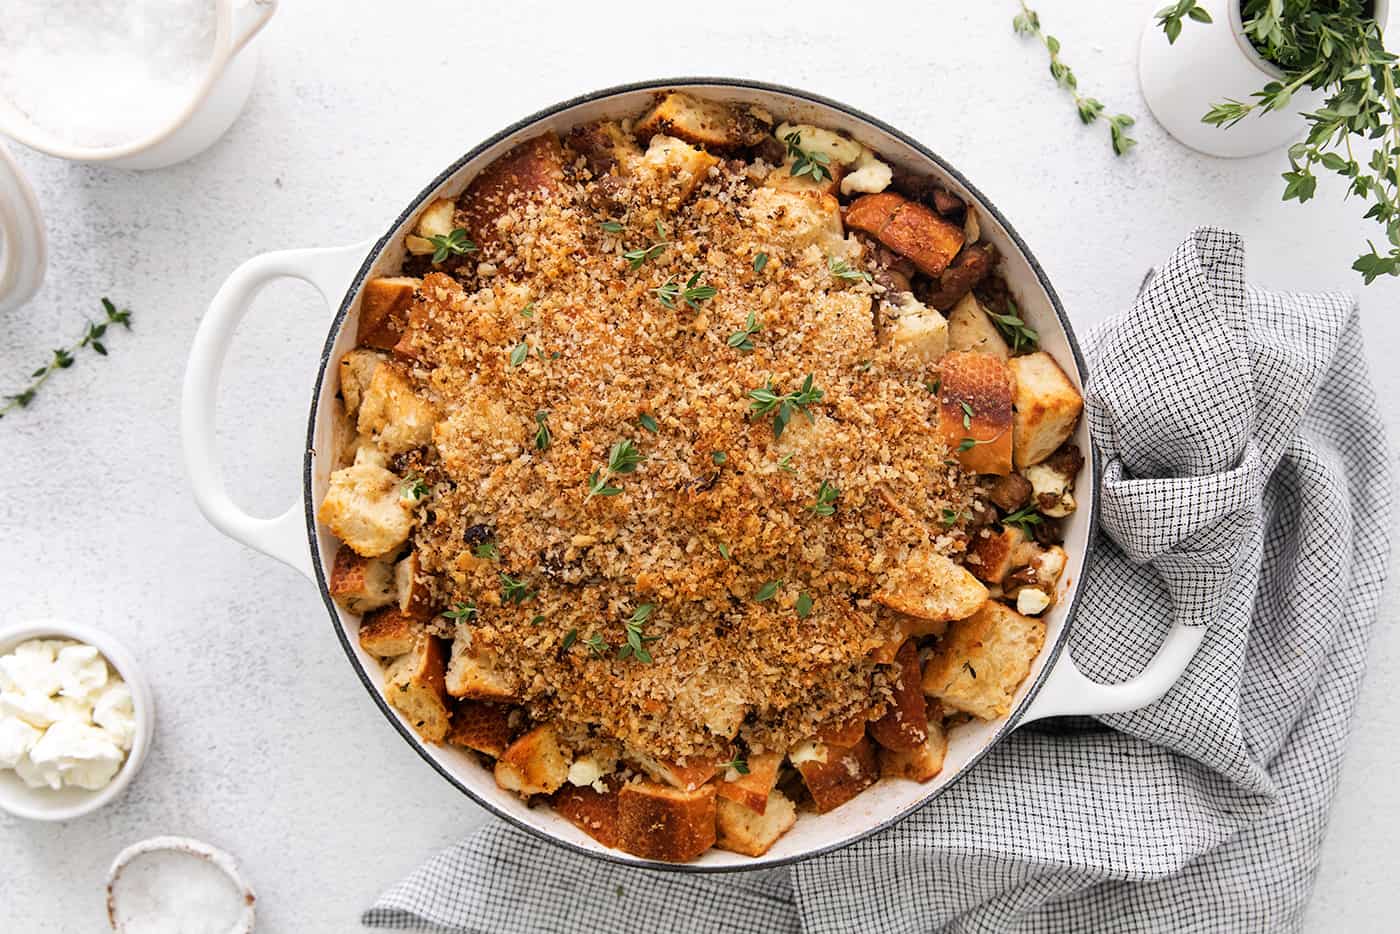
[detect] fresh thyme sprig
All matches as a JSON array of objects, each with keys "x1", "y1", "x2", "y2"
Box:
[
  {"x1": 617, "y1": 603, "x2": 660, "y2": 663},
  {"x1": 1002, "y1": 505, "x2": 1045, "y2": 533},
  {"x1": 585, "y1": 633, "x2": 610, "y2": 657},
  {"x1": 500, "y1": 572, "x2": 534, "y2": 604},
  {"x1": 718, "y1": 756, "x2": 750, "y2": 775},
  {"x1": 748, "y1": 374, "x2": 824, "y2": 439},
  {"x1": 828, "y1": 257, "x2": 872, "y2": 283},
  {"x1": 623, "y1": 220, "x2": 670, "y2": 270},
  {"x1": 727, "y1": 311, "x2": 763, "y2": 352},
  {"x1": 441, "y1": 602, "x2": 478, "y2": 623},
  {"x1": 1200, "y1": 0, "x2": 1400, "y2": 282},
  {"x1": 1155, "y1": 0, "x2": 1212, "y2": 44},
  {"x1": 808, "y1": 480, "x2": 841, "y2": 517},
  {"x1": 652, "y1": 271, "x2": 718, "y2": 310},
  {"x1": 533, "y1": 411, "x2": 551, "y2": 451},
  {"x1": 986, "y1": 300, "x2": 1040, "y2": 353},
  {"x1": 2, "y1": 298, "x2": 134, "y2": 420},
  {"x1": 400, "y1": 475, "x2": 430, "y2": 503},
  {"x1": 585, "y1": 438, "x2": 645, "y2": 502},
  {"x1": 754, "y1": 579, "x2": 783, "y2": 602},
  {"x1": 429, "y1": 228, "x2": 478, "y2": 263},
  {"x1": 1014, "y1": 3, "x2": 1138, "y2": 155},
  {"x1": 795, "y1": 592, "x2": 814, "y2": 618},
  {"x1": 781, "y1": 131, "x2": 833, "y2": 184}
]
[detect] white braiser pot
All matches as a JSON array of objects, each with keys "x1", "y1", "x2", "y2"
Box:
[{"x1": 181, "y1": 79, "x2": 1205, "y2": 871}]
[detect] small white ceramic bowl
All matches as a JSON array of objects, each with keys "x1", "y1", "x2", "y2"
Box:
[
  {"x1": 0, "y1": 619, "x2": 155, "y2": 821},
  {"x1": 107, "y1": 835, "x2": 256, "y2": 933}
]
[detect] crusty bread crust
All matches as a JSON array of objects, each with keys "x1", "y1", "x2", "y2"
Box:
[
  {"x1": 876, "y1": 547, "x2": 988, "y2": 623},
  {"x1": 715, "y1": 752, "x2": 783, "y2": 814},
  {"x1": 795, "y1": 735, "x2": 879, "y2": 814},
  {"x1": 552, "y1": 781, "x2": 622, "y2": 848},
  {"x1": 494, "y1": 724, "x2": 570, "y2": 796},
  {"x1": 446, "y1": 699, "x2": 514, "y2": 758},
  {"x1": 634, "y1": 92, "x2": 767, "y2": 152},
  {"x1": 869, "y1": 640, "x2": 929, "y2": 752},
  {"x1": 1009, "y1": 351, "x2": 1084, "y2": 469},
  {"x1": 878, "y1": 713, "x2": 948, "y2": 782},
  {"x1": 938, "y1": 350, "x2": 1014, "y2": 475},
  {"x1": 458, "y1": 134, "x2": 565, "y2": 248},
  {"x1": 385, "y1": 636, "x2": 450, "y2": 743},
  {"x1": 358, "y1": 606, "x2": 423, "y2": 658},
  {"x1": 617, "y1": 781, "x2": 717, "y2": 862},
  {"x1": 716, "y1": 790, "x2": 797, "y2": 857},
  {"x1": 846, "y1": 191, "x2": 965, "y2": 276},
  {"x1": 922, "y1": 601, "x2": 1046, "y2": 720},
  {"x1": 357, "y1": 277, "x2": 420, "y2": 351}
]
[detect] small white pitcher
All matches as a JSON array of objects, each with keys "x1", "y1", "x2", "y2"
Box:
[
  {"x1": 0, "y1": 0, "x2": 277, "y2": 314},
  {"x1": 1139, "y1": 0, "x2": 1392, "y2": 157}
]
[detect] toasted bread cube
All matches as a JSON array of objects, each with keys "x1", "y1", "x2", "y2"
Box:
[
  {"x1": 495, "y1": 724, "x2": 571, "y2": 796},
  {"x1": 552, "y1": 782, "x2": 622, "y2": 848},
  {"x1": 764, "y1": 155, "x2": 844, "y2": 195},
  {"x1": 566, "y1": 120, "x2": 641, "y2": 177},
  {"x1": 890, "y1": 308, "x2": 949, "y2": 364},
  {"x1": 869, "y1": 640, "x2": 928, "y2": 752},
  {"x1": 964, "y1": 526, "x2": 1030, "y2": 585},
  {"x1": 794, "y1": 736, "x2": 879, "y2": 814},
  {"x1": 385, "y1": 636, "x2": 450, "y2": 743},
  {"x1": 876, "y1": 548, "x2": 988, "y2": 622},
  {"x1": 459, "y1": 134, "x2": 564, "y2": 248},
  {"x1": 617, "y1": 781, "x2": 717, "y2": 862},
  {"x1": 635, "y1": 92, "x2": 767, "y2": 152},
  {"x1": 716, "y1": 752, "x2": 783, "y2": 814},
  {"x1": 358, "y1": 606, "x2": 422, "y2": 658},
  {"x1": 329, "y1": 545, "x2": 397, "y2": 614},
  {"x1": 816, "y1": 714, "x2": 868, "y2": 748},
  {"x1": 394, "y1": 551, "x2": 435, "y2": 620},
  {"x1": 1009, "y1": 352, "x2": 1084, "y2": 469},
  {"x1": 745, "y1": 187, "x2": 850, "y2": 258},
  {"x1": 318, "y1": 462, "x2": 414, "y2": 557},
  {"x1": 445, "y1": 632, "x2": 516, "y2": 702},
  {"x1": 774, "y1": 122, "x2": 864, "y2": 164},
  {"x1": 846, "y1": 192, "x2": 964, "y2": 277},
  {"x1": 922, "y1": 601, "x2": 1046, "y2": 720},
  {"x1": 357, "y1": 363, "x2": 439, "y2": 456},
  {"x1": 938, "y1": 350, "x2": 1013, "y2": 475},
  {"x1": 634, "y1": 754, "x2": 718, "y2": 792},
  {"x1": 715, "y1": 790, "x2": 797, "y2": 857},
  {"x1": 414, "y1": 198, "x2": 456, "y2": 240},
  {"x1": 357, "y1": 277, "x2": 420, "y2": 351},
  {"x1": 446, "y1": 699, "x2": 514, "y2": 757},
  {"x1": 338, "y1": 349, "x2": 387, "y2": 421},
  {"x1": 895, "y1": 612, "x2": 950, "y2": 640},
  {"x1": 946, "y1": 293, "x2": 1010, "y2": 359},
  {"x1": 878, "y1": 716, "x2": 948, "y2": 782},
  {"x1": 638, "y1": 134, "x2": 720, "y2": 209}
]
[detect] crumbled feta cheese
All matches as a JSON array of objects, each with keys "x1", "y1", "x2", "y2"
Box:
[
  {"x1": 26, "y1": 719, "x2": 124, "y2": 791},
  {"x1": 56, "y1": 643, "x2": 109, "y2": 702},
  {"x1": 1024, "y1": 462, "x2": 1076, "y2": 517},
  {"x1": 840, "y1": 149, "x2": 893, "y2": 196},
  {"x1": 94, "y1": 681, "x2": 136, "y2": 751},
  {"x1": 789, "y1": 740, "x2": 827, "y2": 766},
  {"x1": 1017, "y1": 589, "x2": 1052, "y2": 616},
  {"x1": 0, "y1": 717, "x2": 41, "y2": 770}
]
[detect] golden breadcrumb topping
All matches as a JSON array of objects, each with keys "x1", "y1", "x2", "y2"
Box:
[{"x1": 398, "y1": 155, "x2": 976, "y2": 761}]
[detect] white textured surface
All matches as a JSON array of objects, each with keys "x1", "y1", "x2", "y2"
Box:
[{"x1": 0, "y1": 1, "x2": 1395, "y2": 930}]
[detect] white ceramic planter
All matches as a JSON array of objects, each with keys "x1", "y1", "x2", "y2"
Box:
[
  {"x1": 1139, "y1": 0, "x2": 1390, "y2": 157},
  {"x1": 0, "y1": 0, "x2": 277, "y2": 314}
]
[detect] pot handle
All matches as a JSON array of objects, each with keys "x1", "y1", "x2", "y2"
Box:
[
  {"x1": 1018, "y1": 618, "x2": 1206, "y2": 723},
  {"x1": 0, "y1": 141, "x2": 46, "y2": 315},
  {"x1": 181, "y1": 240, "x2": 374, "y2": 581}
]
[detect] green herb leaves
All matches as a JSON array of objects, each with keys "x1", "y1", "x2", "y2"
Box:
[
  {"x1": 429, "y1": 228, "x2": 478, "y2": 263},
  {"x1": 617, "y1": 603, "x2": 660, "y2": 663},
  {"x1": 808, "y1": 480, "x2": 840, "y2": 517},
  {"x1": 748, "y1": 374, "x2": 824, "y2": 439},
  {"x1": 601, "y1": 220, "x2": 624, "y2": 234},
  {"x1": 624, "y1": 220, "x2": 670, "y2": 270},
  {"x1": 2, "y1": 297, "x2": 134, "y2": 420},
  {"x1": 987, "y1": 300, "x2": 1040, "y2": 353},
  {"x1": 441, "y1": 602, "x2": 478, "y2": 623},
  {"x1": 753, "y1": 252, "x2": 769, "y2": 273},
  {"x1": 1001, "y1": 505, "x2": 1044, "y2": 533},
  {"x1": 828, "y1": 257, "x2": 872, "y2": 283},
  {"x1": 754, "y1": 579, "x2": 783, "y2": 602},
  {"x1": 1198, "y1": 1, "x2": 1400, "y2": 282},
  {"x1": 533, "y1": 411, "x2": 551, "y2": 451},
  {"x1": 718, "y1": 756, "x2": 750, "y2": 775},
  {"x1": 795, "y1": 592, "x2": 814, "y2": 618},
  {"x1": 1014, "y1": 3, "x2": 1137, "y2": 155},
  {"x1": 500, "y1": 573, "x2": 533, "y2": 604},
  {"x1": 1155, "y1": 0, "x2": 1212, "y2": 44},
  {"x1": 400, "y1": 475, "x2": 430, "y2": 503},
  {"x1": 727, "y1": 311, "x2": 762, "y2": 352},
  {"x1": 585, "y1": 438, "x2": 645, "y2": 502},
  {"x1": 782, "y1": 131, "x2": 833, "y2": 184},
  {"x1": 509, "y1": 342, "x2": 529, "y2": 367},
  {"x1": 638, "y1": 412, "x2": 659, "y2": 433},
  {"x1": 652, "y1": 271, "x2": 718, "y2": 310}
]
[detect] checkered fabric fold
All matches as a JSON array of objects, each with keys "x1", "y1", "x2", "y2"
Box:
[{"x1": 363, "y1": 229, "x2": 1393, "y2": 933}]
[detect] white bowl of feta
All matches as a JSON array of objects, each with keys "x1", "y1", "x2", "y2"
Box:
[{"x1": 0, "y1": 620, "x2": 153, "y2": 821}]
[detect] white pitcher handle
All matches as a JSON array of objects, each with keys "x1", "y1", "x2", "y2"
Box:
[
  {"x1": 181, "y1": 239, "x2": 373, "y2": 580},
  {"x1": 231, "y1": 0, "x2": 278, "y2": 56},
  {"x1": 0, "y1": 141, "x2": 46, "y2": 315},
  {"x1": 1019, "y1": 619, "x2": 1206, "y2": 722}
]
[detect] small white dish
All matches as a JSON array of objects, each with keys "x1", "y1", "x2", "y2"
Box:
[
  {"x1": 0, "y1": 619, "x2": 155, "y2": 821},
  {"x1": 107, "y1": 835, "x2": 255, "y2": 933}
]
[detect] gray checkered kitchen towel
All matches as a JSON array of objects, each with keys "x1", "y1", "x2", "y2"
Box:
[{"x1": 363, "y1": 228, "x2": 1394, "y2": 933}]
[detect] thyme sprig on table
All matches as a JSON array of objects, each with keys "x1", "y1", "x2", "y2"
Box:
[
  {"x1": 1156, "y1": 0, "x2": 1213, "y2": 44},
  {"x1": 2, "y1": 298, "x2": 133, "y2": 420},
  {"x1": 1200, "y1": 0, "x2": 1400, "y2": 282},
  {"x1": 1013, "y1": 2, "x2": 1138, "y2": 156}
]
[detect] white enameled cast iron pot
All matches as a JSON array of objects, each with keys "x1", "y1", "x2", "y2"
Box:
[{"x1": 181, "y1": 79, "x2": 1205, "y2": 871}]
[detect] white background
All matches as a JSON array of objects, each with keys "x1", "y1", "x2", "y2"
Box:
[{"x1": 2, "y1": 1, "x2": 1397, "y2": 930}]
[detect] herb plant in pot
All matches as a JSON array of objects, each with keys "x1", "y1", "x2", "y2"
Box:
[{"x1": 1140, "y1": 0, "x2": 1400, "y2": 281}]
